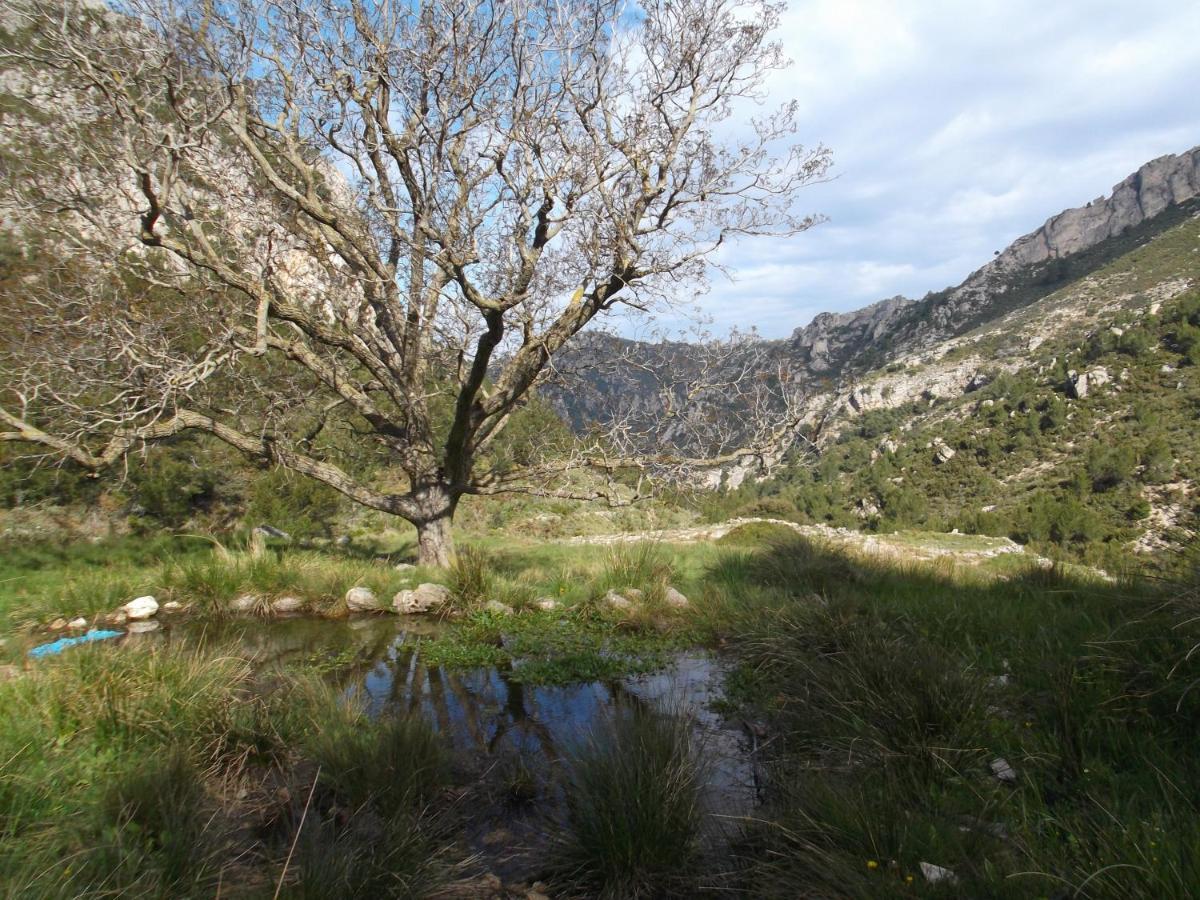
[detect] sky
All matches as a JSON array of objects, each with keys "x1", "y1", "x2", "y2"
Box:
[{"x1": 680, "y1": 0, "x2": 1200, "y2": 339}]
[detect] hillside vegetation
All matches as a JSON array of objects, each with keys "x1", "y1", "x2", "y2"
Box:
[{"x1": 707, "y1": 213, "x2": 1200, "y2": 572}]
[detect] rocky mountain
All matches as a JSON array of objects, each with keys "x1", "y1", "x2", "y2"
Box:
[
  {"x1": 549, "y1": 145, "x2": 1200, "y2": 435},
  {"x1": 789, "y1": 145, "x2": 1200, "y2": 376}
]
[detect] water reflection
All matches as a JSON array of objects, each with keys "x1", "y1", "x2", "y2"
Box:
[{"x1": 158, "y1": 615, "x2": 756, "y2": 875}]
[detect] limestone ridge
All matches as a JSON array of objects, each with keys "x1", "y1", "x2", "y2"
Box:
[
  {"x1": 789, "y1": 295, "x2": 915, "y2": 374},
  {"x1": 787, "y1": 145, "x2": 1200, "y2": 376},
  {"x1": 1005, "y1": 148, "x2": 1200, "y2": 266}
]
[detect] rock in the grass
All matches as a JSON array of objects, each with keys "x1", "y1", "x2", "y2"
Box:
[
  {"x1": 49, "y1": 618, "x2": 68, "y2": 631},
  {"x1": 253, "y1": 524, "x2": 291, "y2": 540},
  {"x1": 856, "y1": 497, "x2": 881, "y2": 519},
  {"x1": 990, "y1": 757, "x2": 1017, "y2": 783},
  {"x1": 394, "y1": 562, "x2": 416, "y2": 572},
  {"x1": 0, "y1": 664, "x2": 22, "y2": 681},
  {"x1": 393, "y1": 582, "x2": 451, "y2": 614},
  {"x1": 664, "y1": 587, "x2": 690, "y2": 608},
  {"x1": 230, "y1": 594, "x2": 259, "y2": 613},
  {"x1": 271, "y1": 596, "x2": 304, "y2": 614},
  {"x1": 104, "y1": 610, "x2": 128, "y2": 626},
  {"x1": 161, "y1": 601, "x2": 183, "y2": 612},
  {"x1": 122, "y1": 596, "x2": 159, "y2": 620},
  {"x1": 988, "y1": 674, "x2": 1012, "y2": 688},
  {"x1": 484, "y1": 599, "x2": 514, "y2": 616},
  {"x1": 919, "y1": 862, "x2": 958, "y2": 885},
  {"x1": 67, "y1": 617, "x2": 88, "y2": 630},
  {"x1": 932, "y1": 438, "x2": 956, "y2": 464},
  {"x1": 605, "y1": 589, "x2": 634, "y2": 610},
  {"x1": 624, "y1": 588, "x2": 645, "y2": 602},
  {"x1": 127, "y1": 620, "x2": 161, "y2": 634},
  {"x1": 344, "y1": 586, "x2": 382, "y2": 612},
  {"x1": 533, "y1": 597, "x2": 559, "y2": 611}
]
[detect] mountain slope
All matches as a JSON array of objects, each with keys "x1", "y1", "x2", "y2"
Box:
[
  {"x1": 550, "y1": 145, "x2": 1199, "y2": 441},
  {"x1": 706, "y1": 209, "x2": 1200, "y2": 568},
  {"x1": 789, "y1": 146, "x2": 1200, "y2": 376},
  {"x1": 546, "y1": 146, "x2": 1200, "y2": 565}
]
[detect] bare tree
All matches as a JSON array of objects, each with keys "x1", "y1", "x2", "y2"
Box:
[{"x1": 0, "y1": 0, "x2": 829, "y2": 564}]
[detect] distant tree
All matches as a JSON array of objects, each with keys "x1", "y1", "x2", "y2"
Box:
[
  {"x1": 1086, "y1": 444, "x2": 1135, "y2": 493},
  {"x1": 0, "y1": 0, "x2": 828, "y2": 563},
  {"x1": 1139, "y1": 435, "x2": 1175, "y2": 485}
]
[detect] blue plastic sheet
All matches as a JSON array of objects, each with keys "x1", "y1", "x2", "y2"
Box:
[{"x1": 28, "y1": 629, "x2": 124, "y2": 659}]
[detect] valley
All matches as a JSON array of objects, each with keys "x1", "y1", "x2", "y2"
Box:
[{"x1": 0, "y1": 1, "x2": 1197, "y2": 897}]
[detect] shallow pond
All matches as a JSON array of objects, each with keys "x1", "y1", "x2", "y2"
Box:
[{"x1": 128, "y1": 615, "x2": 759, "y2": 879}]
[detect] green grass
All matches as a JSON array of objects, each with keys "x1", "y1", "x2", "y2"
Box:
[
  {"x1": 552, "y1": 703, "x2": 708, "y2": 898},
  {"x1": 0, "y1": 640, "x2": 456, "y2": 897},
  {"x1": 1, "y1": 528, "x2": 1197, "y2": 896},
  {"x1": 720, "y1": 536, "x2": 1200, "y2": 898}
]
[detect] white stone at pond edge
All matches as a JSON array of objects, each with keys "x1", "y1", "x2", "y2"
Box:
[
  {"x1": 534, "y1": 597, "x2": 559, "y2": 611},
  {"x1": 122, "y1": 596, "x2": 159, "y2": 620},
  {"x1": 990, "y1": 757, "x2": 1017, "y2": 783},
  {"x1": 162, "y1": 601, "x2": 183, "y2": 612},
  {"x1": 393, "y1": 583, "x2": 451, "y2": 614},
  {"x1": 127, "y1": 620, "x2": 161, "y2": 634},
  {"x1": 664, "y1": 587, "x2": 689, "y2": 608},
  {"x1": 231, "y1": 594, "x2": 259, "y2": 612},
  {"x1": 605, "y1": 589, "x2": 633, "y2": 610},
  {"x1": 394, "y1": 562, "x2": 416, "y2": 571},
  {"x1": 68, "y1": 617, "x2": 88, "y2": 630},
  {"x1": 344, "y1": 586, "x2": 381, "y2": 612},
  {"x1": 271, "y1": 596, "x2": 304, "y2": 614},
  {"x1": 484, "y1": 599, "x2": 514, "y2": 616},
  {"x1": 919, "y1": 862, "x2": 958, "y2": 885}
]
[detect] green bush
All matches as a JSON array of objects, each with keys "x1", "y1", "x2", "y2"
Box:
[
  {"x1": 127, "y1": 448, "x2": 218, "y2": 526},
  {"x1": 307, "y1": 714, "x2": 449, "y2": 818},
  {"x1": 101, "y1": 748, "x2": 212, "y2": 888},
  {"x1": 1087, "y1": 444, "x2": 1136, "y2": 492},
  {"x1": 244, "y1": 467, "x2": 343, "y2": 538},
  {"x1": 0, "y1": 445, "x2": 100, "y2": 507},
  {"x1": 1016, "y1": 492, "x2": 1106, "y2": 546},
  {"x1": 1140, "y1": 436, "x2": 1175, "y2": 484}
]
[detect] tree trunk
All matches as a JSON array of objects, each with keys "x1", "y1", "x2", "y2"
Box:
[{"x1": 415, "y1": 511, "x2": 456, "y2": 567}]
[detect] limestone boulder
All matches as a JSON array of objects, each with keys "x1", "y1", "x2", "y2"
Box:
[
  {"x1": 230, "y1": 594, "x2": 259, "y2": 613},
  {"x1": 664, "y1": 587, "x2": 690, "y2": 609},
  {"x1": 393, "y1": 583, "x2": 451, "y2": 614},
  {"x1": 122, "y1": 596, "x2": 159, "y2": 620},
  {"x1": 345, "y1": 586, "x2": 382, "y2": 612},
  {"x1": 271, "y1": 596, "x2": 304, "y2": 614},
  {"x1": 604, "y1": 590, "x2": 633, "y2": 610}
]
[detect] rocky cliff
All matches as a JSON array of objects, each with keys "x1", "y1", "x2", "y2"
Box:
[
  {"x1": 783, "y1": 145, "x2": 1200, "y2": 378},
  {"x1": 1004, "y1": 147, "x2": 1200, "y2": 266}
]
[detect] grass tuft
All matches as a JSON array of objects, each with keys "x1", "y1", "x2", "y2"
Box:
[{"x1": 551, "y1": 703, "x2": 707, "y2": 898}]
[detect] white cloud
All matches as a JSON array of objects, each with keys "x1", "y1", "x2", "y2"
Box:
[{"x1": 648, "y1": 0, "x2": 1200, "y2": 338}]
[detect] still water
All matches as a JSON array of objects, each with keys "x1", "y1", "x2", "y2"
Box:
[{"x1": 139, "y1": 614, "x2": 758, "y2": 877}]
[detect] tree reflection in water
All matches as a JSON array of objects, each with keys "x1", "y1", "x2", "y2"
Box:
[{"x1": 158, "y1": 614, "x2": 756, "y2": 876}]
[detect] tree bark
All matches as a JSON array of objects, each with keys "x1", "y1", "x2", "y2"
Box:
[
  {"x1": 411, "y1": 480, "x2": 458, "y2": 567},
  {"x1": 415, "y1": 514, "x2": 455, "y2": 568}
]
